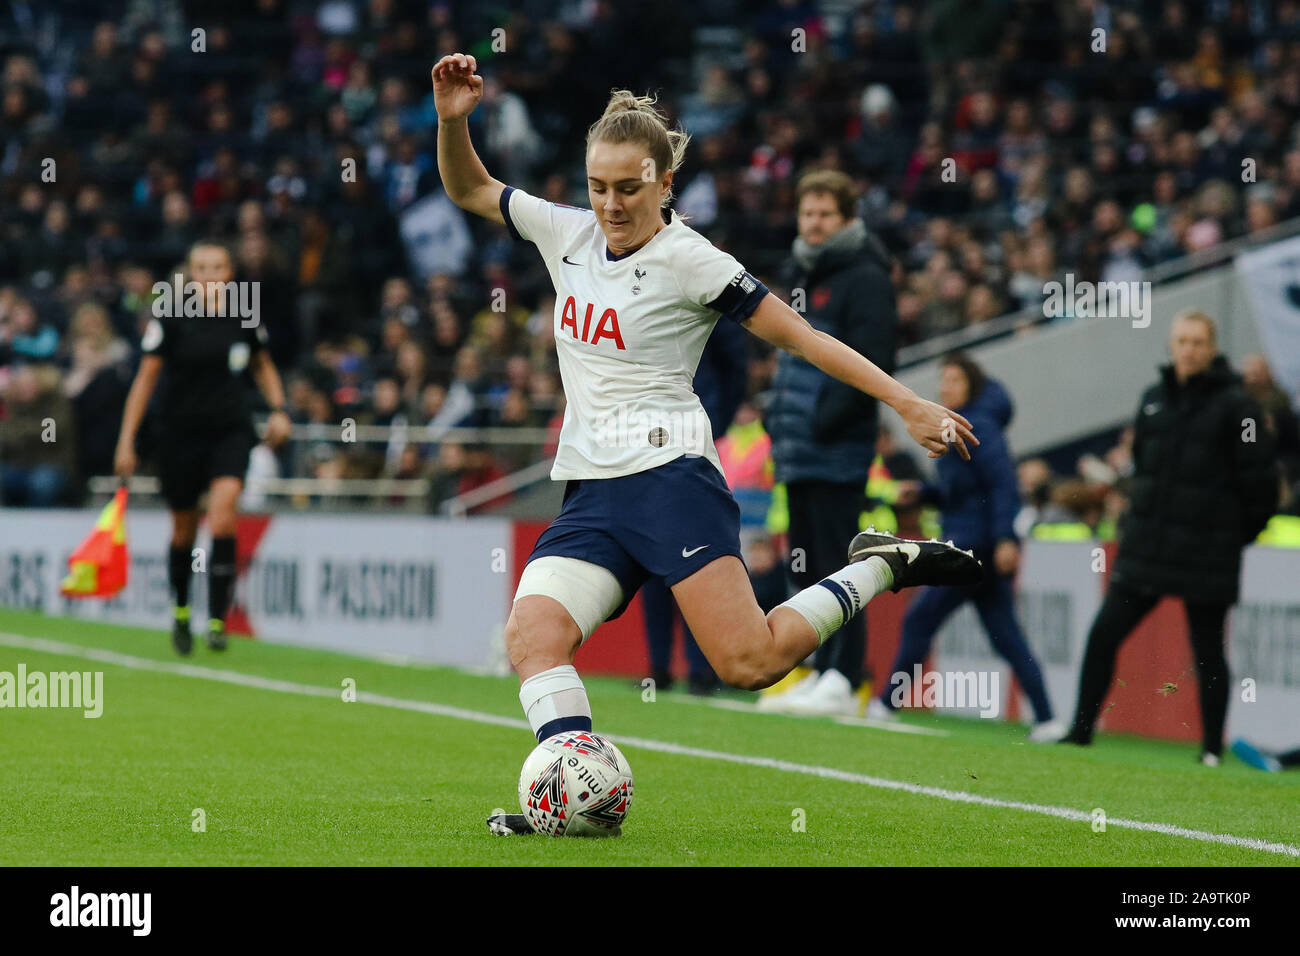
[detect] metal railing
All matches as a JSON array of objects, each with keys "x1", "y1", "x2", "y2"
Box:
[
  {"x1": 442, "y1": 458, "x2": 555, "y2": 517},
  {"x1": 89, "y1": 474, "x2": 433, "y2": 507},
  {"x1": 83, "y1": 421, "x2": 557, "y2": 513},
  {"x1": 283, "y1": 423, "x2": 553, "y2": 445}
]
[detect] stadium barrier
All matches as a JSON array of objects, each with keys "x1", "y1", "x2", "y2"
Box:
[
  {"x1": 0, "y1": 508, "x2": 514, "y2": 671},
  {"x1": 931, "y1": 542, "x2": 1300, "y2": 750},
  {"x1": 3, "y1": 510, "x2": 1296, "y2": 748}
]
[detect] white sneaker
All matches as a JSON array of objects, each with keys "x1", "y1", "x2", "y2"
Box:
[
  {"x1": 1027, "y1": 719, "x2": 1067, "y2": 743},
  {"x1": 785, "y1": 669, "x2": 858, "y2": 716},
  {"x1": 1200, "y1": 752, "x2": 1221, "y2": 767},
  {"x1": 755, "y1": 669, "x2": 820, "y2": 712},
  {"x1": 866, "y1": 697, "x2": 899, "y2": 722}
]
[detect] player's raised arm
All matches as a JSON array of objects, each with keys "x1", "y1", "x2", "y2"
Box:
[
  {"x1": 743, "y1": 291, "x2": 979, "y2": 460},
  {"x1": 433, "y1": 53, "x2": 506, "y2": 224}
]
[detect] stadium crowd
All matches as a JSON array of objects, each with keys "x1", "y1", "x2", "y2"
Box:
[{"x1": 1, "y1": 0, "x2": 1300, "y2": 512}]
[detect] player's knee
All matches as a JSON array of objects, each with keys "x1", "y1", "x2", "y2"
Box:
[
  {"x1": 170, "y1": 514, "x2": 199, "y2": 547},
  {"x1": 711, "y1": 643, "x2": 783, "y2": 691},
  {"x1": 209, "y1": 518, "x2": 237, "y2": 538},
  {"x1": 715, "y1": 663, "x2": 774, "y2": 692},
  {"x1": 506, "y1": 597, "x2": 578, "y2": 671}
]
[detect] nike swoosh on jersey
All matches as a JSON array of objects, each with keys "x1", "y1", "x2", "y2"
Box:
[
  {"x1": 562, "y1": 255, "x2": 583, "y2": 265},
  {"x1": 681, "y1": 545, "x2": 710, "y2": 557}
]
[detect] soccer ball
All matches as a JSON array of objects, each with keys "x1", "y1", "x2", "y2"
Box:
[{"x1": 518, "y1": 730, "x2": 634, "y2": 836}]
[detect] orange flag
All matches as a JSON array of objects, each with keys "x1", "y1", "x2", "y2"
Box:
[{"x1": 61, "y1": 485, "x2": 130, "y2": 598}]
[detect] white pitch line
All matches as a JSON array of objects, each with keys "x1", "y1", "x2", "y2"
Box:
[
  {"x1": 677, "y1": 694, "x2": 949, "y2": 736},
  {"x1": 832, "y1": 714, "x2": 951, "y2": 736},
  {"x1": 2, "y1": 632, "x2": 1297, "y2": 859}
]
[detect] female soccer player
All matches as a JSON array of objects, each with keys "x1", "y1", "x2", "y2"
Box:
[
  {"x1": 114, "y1": 240, "x2": 291, "y2": 655},
  {"x1": 432, "y1": 53, "x2": 981, "y2": 835}
]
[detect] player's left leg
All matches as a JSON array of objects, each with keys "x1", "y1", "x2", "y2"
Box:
[
  {"x1": 204, "y1": 475, "x2": 243, "y2": 650},
  {"x1": 672, "y1": 552, "x2": 902, "y2": 690},
  {"x1": 1183, "y1": 598, "x2": 1231, "y2": 764},
  {"x1": 660, "y1": 457, "x2": 980, "y2": 691},
  {"x1": 675, "y1": 530, "x2": 986, "y2": 692},
  {"x1": 489, "y1": 557, "x2": 624, "y2": 836},
  {"x1": 160, "y1": 436, "x2": 205, "y2": 656}
]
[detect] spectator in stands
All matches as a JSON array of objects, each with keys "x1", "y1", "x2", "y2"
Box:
[
  {"x1": 1240, "y1": 353, "x2": 1300, "y2": 498},
  {"x1": 873, "y1": 353, "x2": 1060, "y2": 739},
  {"x1": 418, "y1": 382, "x2": 448, "y2": 426},
  {"x1": 679, "y1": 64, "x2": 746, "y2": 140},
  {"x1": 1061, "y1": 311, "x2": 1279, "y2": 764},
  {"x1": 494, "y1": 388, "x2": 536, "y2": 475},
  {"x1": 1, "y1": 296, "x2": 59, "y2": 363},
  {"x1": 439, "y1": 442, "x2": 507, "y2": 514},
  {"x1": 393, "y1": 340, "x2": 431, "y2": 416},
  {"x1": 1027, "y1": 479, "x2": 1106, "y2": 540},
  {"x1": 853, "y1": 84, "x2": 909, "y2": 183},
  {"x1": 428, "y1": 299, "x2": 466, "y2": 382},
  {"x1": 479, "y1": 73, "x2": 543, "y2": 185},
  {"x1": 63, "y1": 302, "x2": 132, "y2": 486},
  {"x1": 1013, "y1": 457, "x2": 1054, "y2": 540},
  {"x1": 379, "y1": 277, "x2": 420, "y2": 331},
  {"x1": 1, "y1": 365, "x2": 76, "y2": 506},
  {"x1": 429, "y1": 344, "x2": 489, "y2": 437}
]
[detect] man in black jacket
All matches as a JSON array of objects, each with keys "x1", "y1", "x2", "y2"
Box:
[
  {"x1": 1063, "y1": 310, "x2": 1279, "y2": 762},
  {"x1": 761, "y1": 170, "x2": 898, "y2": 715}
]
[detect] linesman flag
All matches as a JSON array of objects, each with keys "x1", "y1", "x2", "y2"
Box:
[{"x1": 60, "y1": 485, "x2": 129, "y2": 599}]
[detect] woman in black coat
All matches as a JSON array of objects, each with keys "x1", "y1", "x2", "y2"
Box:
[{"x1": 1063, "y1": 311, "x2": 1279, "y2": 763}]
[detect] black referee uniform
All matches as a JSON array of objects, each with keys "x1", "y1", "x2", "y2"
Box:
[{"x1": 140, "y1": 312, "x2": 269, "y2": 629}]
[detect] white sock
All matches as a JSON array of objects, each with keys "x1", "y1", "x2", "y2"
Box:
[
  {"x1": 518, "y1": 664, "x2": 593, "y2": 741},
  {"x1": 780, "y1": 556, "x2": 893, "y2": 645}
]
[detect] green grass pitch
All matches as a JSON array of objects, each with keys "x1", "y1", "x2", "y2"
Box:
[{"x1": 0, "y1": 607, "x2": 1296, "y2": 866}]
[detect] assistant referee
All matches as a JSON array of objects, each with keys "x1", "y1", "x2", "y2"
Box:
[{"x1": 114, "y1": 240, "x2": 291, "y2": 655}]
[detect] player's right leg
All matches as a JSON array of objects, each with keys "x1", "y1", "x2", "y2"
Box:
[
  {"x1": 160, "y1": 433, "x2": 206, "y2": 656},
  {"x1": 167, "y1": 509, "x2": 200, "y2": 655}
]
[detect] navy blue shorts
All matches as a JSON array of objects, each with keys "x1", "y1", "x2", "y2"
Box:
[{"x1": 527, "y1": 454, "x2": 744, "y2": 620}]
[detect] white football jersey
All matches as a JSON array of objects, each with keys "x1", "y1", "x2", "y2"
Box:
[{"x1": 502, "y1": 186, "x2": 766, "y2": 480}]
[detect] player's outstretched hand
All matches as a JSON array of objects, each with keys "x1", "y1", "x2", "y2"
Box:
[
  {"x1": 896, "y1": 393, "x2": 979, "y2": 460},
  {"x1": 432, "y1": 53, "x2": 483, "y2": 121}
]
